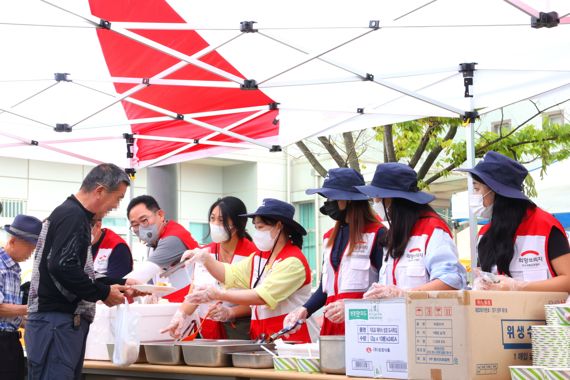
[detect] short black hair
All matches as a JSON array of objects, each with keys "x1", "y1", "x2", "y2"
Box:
[{"x1": 127, "y1": 195, "x2": 161, "y2": 218}]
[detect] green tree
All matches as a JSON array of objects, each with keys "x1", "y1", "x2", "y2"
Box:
[{"x1": 298, "y1": 99, "x2": 570, "y2": 197}]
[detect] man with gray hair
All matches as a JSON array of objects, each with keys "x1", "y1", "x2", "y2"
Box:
[{"x1": 26, "y1": 163, "x2": 131, "y2": 380}]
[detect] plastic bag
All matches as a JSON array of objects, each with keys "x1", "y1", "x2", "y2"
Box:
[{"x1": 112, "y1": 299, "x2": 140, "y2": 367}]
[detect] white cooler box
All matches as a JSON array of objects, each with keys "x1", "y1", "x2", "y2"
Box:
[{"x1": 85, "y1": 302, "x2": 181, "y2": 360}]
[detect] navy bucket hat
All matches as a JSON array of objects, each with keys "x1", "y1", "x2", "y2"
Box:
[
  {"x1": 355, "y1": 163, "x2": 435, "y2": 204},
  {"x1": 4, "y1": 214, "x2": 42, "y2": 244},
  {"x1": 241, "y1": 198, "x2": 307, "y2": 236},
  {"x1": 456, "y1": 151, "x2": 529, "y2": 200},
  {"x1": 306, "y1": 168, "x2": 369, "y2": 201}
]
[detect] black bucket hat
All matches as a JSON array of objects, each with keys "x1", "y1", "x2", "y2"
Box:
[
  {"x1": 241, "y1": 198, "x2": 307, "y2": 235},
  {"x1": 4, "y1": 214, "x2": 42, "y2": 244},
  {"x1": 355, "y1": 162, "x2": 435, "y2": 204},
  {"x1": 306, "y1": 168, "x2": 369, "y2": 201},
  {"x1": 456, "y1": 151, "x2": 529, "y2": 200}
]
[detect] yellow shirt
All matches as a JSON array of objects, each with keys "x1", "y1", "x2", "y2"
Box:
[{"x1": 224, "y1": 253, "x2": 307, "y2": 309}]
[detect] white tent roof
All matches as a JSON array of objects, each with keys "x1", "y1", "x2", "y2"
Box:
[{"x1": 0, "y1": 0, "x2": 569, "y2": 167}]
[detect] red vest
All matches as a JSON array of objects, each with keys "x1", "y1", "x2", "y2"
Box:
[
  {"x1": 93, "y1": 228, "x2": 131, "y2": 276},
  {"x1": 380, "y1": 212, "x2": 451, "y2": 288},
  {"x1": 197, "y1": 238, "x2": 257, "y2": 339},
  {"x1": 248, "y1": 242, "x2": 312, "y2": 343},
  {"x1": 479, "y1": 207, "x2": 564, "y2": 281},
  {"x1": 161, "y1": 221, "x2": 199, "y2": 302},
  {"x1": 320, "y1": 222, "x2": 383, "y2": 336}
]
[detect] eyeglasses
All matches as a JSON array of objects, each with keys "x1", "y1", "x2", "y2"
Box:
[{"x1": 129, "y1": 214, "x2": 155, "y2": 232}]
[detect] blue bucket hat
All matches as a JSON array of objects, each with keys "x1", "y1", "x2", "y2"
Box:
[
  {"x1": 456, "y1": 151, "x2": 529, "y2": 200},
  {"x1": 355, "y1": 163, "x2": 435, "y2": 204},
  {"x1": 241, "y1": 198, "x2": 307, "y2": 235},
  {"x1": 4, "y1": 214, "x2": 42, "y2": 244},
  {"x1": 306, "y1": 168, "x2": 369, "y2": 201}
]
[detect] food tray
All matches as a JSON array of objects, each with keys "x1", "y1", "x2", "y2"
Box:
[
  {"x1": 143, "y1": 342, "x2": 183, "y2": 365},
  {"x1": 231, "y1": 350, "x2": 275, "y2": 369},
  {"x1": 178, "y1": 339, "x2": 273, "y2": 367}
]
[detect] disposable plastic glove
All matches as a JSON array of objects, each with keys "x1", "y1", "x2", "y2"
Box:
[
  {"x1": 184, "y1": 285, "x2": 220, "y2": 305},
  {"x1": 363, "y1": 283, "x2": 405, "y2": 299},
  {"x1": 282, "y1": 307, "x2": 308, "y2": 336},
  {"x1": 323, "y1": 300, "x2": 346, "y2": 323},
  {"x1": 160, "y1": 310, "x2": 191, "y2": 339},
  {"x1": 180, "y1": 247, "x2": 211, "y2": 266},
  {"x1": 208, "y1": 303, "x2": 233, "y2": 322},
  {"x1": 473, "y1": 274, "x2": 526, "y2": 291}
]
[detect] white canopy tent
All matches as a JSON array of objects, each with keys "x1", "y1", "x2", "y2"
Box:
[{"x1": 1, "y1": 0, "x2": 569, "y2": 265}]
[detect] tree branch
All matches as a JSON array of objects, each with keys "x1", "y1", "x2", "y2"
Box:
[
  {"x1": 383, "y1": 124, "x2": 396, "y2": 162},
  {"x1": 317, "y1": 136, "x2": 346, "y2": 167},
  {"x1": 296, "y1": 141, "x2": 328, "y2": 177},
  {"x1": 479, "y1": 98, "x2": 570, "y2": 151},
  {"x1": 417, "y1": 125, "x2": 458, "y2": 180},
  {"x1": 409, "y1": 123, "x2": 437, "y2": 169},
  {"x1": 343, "y1": 131, "x2": 361, "y2": 172}
]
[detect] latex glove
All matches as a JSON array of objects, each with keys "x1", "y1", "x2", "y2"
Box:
[
  {"x1": 323, "y1": 300, "x2": 346, "y2": 324},
  {"x1": 184, "y1": 285, "x2": 221, "y2": 305},
  {"x1": 363, "y1": 283, "x2": 405, "y2": 299},
  {"x1": 160, "y1": 310, "x2": 192, "y2": 339},
  {"x1": 180, "y1": 247, "x2": 211, "y2": 266},
  {"x1": 282, "y1": 307, "x2": 308, "y2": 337},
  {"x1": 473, "y1": 274, "x2": 526, "y2": 291},
  {"x1": 208, "y1": 303, "x2": 233, "y2": 322}
]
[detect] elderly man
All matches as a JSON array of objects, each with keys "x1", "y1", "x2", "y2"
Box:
[
  {"x1": 0, "y1": 214, "x2": 42, "y2": 380},
  {"x1": 26, "y1": 163, "x2": 131, "y2": 380}
]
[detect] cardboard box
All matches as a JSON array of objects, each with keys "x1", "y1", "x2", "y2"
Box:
[
  {"x1": 345, "y1": 298, "x2": 408, "y2": 379},
  {"x1": 345, "y1": 291, "x2": 567, "y2": 380}
]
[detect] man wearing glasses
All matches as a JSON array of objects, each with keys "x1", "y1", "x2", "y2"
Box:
[{"x1": 125, "y1": 195, "x2": 198, "y2": 301}]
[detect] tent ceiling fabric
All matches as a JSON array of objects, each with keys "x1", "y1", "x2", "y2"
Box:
[{"x1": 0, "y1": 0, "x2": 569, "y2": 168}]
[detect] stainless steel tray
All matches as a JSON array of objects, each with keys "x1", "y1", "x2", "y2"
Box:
[
  {"x1": 231, "y1": 351, "x2": 275, "y2": 369},
  {"x1": 143, "y1": 342, "x2": 183, "y2": 365},
  {"x1": 178, "y1": 339, "x2": 274, "y2": 367},
  {"x1": 106, "y1": 343, "x2": 147, "y2": 363}
]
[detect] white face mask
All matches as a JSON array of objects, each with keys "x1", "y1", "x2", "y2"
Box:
[
  {"x1": 372, "y1": 201, "x2": 387, "y2": 221},
  {"x1": 469, "y1": 191, "x2": 493, "y2": 219},
  {"x1": 252, "y1": 227, "x2": 279, "y2": 252},
  {"x1": 210, "y1": 223, "x2": 230, "y2": 243}
]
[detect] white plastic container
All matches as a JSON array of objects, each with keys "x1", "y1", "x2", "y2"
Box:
[{"x1": 85, "y1": 302, "x2": 181, "y2": 360}]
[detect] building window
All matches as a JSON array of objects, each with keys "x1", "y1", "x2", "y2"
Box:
[
  {"x1": 298, "y1": 202, "x2": 318, "y2": 287},
  {"x1": 0, "y1": 198, "x2": 26, "y2": 218},
  {"x1": 102, "y1": 217, "x2": 128, "y2": 236},
  {"x1": 189, "y1": 222, "x2": 211, "y2": 245},
  {"x1": 491, "y1": 120, "x2": 512, "y2": 135},
  {"x1": 543, "y1": 110, "x2": 565, "y2": 126}
]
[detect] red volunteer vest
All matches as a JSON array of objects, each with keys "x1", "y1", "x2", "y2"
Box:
[
  {"x1": 479, "y1": 207, "x2": 563, "y2": 281},
  {"x1": 320, "y1": 222, "x2": 383, "y2": 336},
  {"x1": 380, "y1": 212, "x2": 451, "y2": 288},
  {"x1": 248, "y1": 242, "x2": 312, "y2": 343},
  {"x1": 161, "y1": 221, "x2": 199, "y2": 302},
  {"x1": 198, "y1": 238, "x2": 257, "y2": 339}
]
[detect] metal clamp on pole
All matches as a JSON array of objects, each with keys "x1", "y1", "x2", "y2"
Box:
[
  {"x1": 459, "y1": 62, "x2": 477, "y2": 98},
  {"x1": 123, "y1": 133, "x2": 135, "y2": 158}
]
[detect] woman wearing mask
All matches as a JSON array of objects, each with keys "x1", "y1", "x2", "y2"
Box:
[
  {"x1": 162, "y1": 197, "x2": 256, "y2": 339},
  {"x1": 181, "y1": 198, "x2": 312, "y2": 343},
  {"x1": 357, "y1": 163, "x2": 466, "y2": 299},
  {"x1": 283, "y1": 168, "x2": 386, "y2": 336},
  {"x1": 458, "y1": 151, "x2": 570, "y2": 291}
]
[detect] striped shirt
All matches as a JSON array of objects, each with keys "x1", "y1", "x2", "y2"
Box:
[{"x1": 0, "y1": 247, "x2": 23, "y2": 331}]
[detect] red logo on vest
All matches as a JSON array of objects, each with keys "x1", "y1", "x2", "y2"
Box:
[{"x1": 520, "y1": 250, "x2": 539, "y2": 256}]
